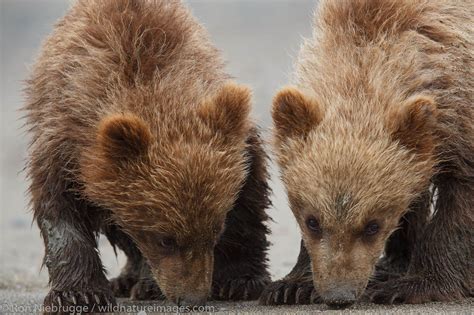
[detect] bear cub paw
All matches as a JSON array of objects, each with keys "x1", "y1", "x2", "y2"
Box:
[
  {"x1": 213, "y1": 276, "x2": 270, "y2": 301},
  {"x1": 109, "y1": 274, "x2": 138, "y2": 298},
  {"x1": 368, "y1": 275, "x2": 466, "y2": 304},
  {"x1": 130, "y1": 279, "x2": 165, "y2": 301},
  {"x1": 259, "y1": 280, "x2": 321, "y2": 305},
  {"x1": 371, "y1": 257, "x2": 407, "y2": 283},
  {"x1": 43, "y1": 289, "x2": 115, "y2": 314}
]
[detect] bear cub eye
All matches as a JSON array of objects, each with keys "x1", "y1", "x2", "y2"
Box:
[
  {"x1": 159, "y1": 237, "x2": 177, "y2": 250},
  {"x1": 364, "y1": 221, "x2": 380, "y2": 236},
  {"x1": 306, "y1": 216, "x2": 322, "y2": 235}
]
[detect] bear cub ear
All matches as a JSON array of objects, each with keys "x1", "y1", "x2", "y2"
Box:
[
  {"x1": 198, "y1": 82, "x2": 252, "y2": 140},
  {"x1": 272, "y1": 86, "x2": 323, "y2": 142},
  {"x1": 97, "y1": 113, "x2": 152, "y2": 160},
  {"x1": 389, "y1": 95, "x2": 438, "y2": 155}
]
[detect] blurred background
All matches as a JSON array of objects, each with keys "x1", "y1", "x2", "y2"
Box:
[{"x1": 0, "y1": 0, "x2": 314, "y2": 290}]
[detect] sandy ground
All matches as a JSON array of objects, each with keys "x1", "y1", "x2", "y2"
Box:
[
  {"x1": 1, "y1": 289, "x2": 473, "y2": 314},
  {"x1": 0, "y1": 0, "x2": 472, "y2": 313}
]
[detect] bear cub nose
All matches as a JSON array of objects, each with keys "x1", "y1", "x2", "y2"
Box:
[{"x1": 322, "y1": 287, "x2": 357, "y2": 309}]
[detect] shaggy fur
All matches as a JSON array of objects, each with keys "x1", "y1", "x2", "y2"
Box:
[
  {"x1": 261, "y1": 0, "x2": 473, "y2": 308},
  {"x1": 24, "y1": 0, "x2": 270, "y2": 311}
]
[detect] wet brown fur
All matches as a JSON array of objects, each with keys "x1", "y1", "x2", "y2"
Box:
[
  {"x1": 25, "y1": 0, "x2": 270, "y2": 310},
  {"x1": 262, "y1": 0, "x2": 473, "y2": 307}
]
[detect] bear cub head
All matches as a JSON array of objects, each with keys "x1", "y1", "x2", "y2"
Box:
[
  {"x1": 81, "y1": 83, "x2": 252, "y2": 305},
  {"x1": 272, "y1": 86, "x2": 438, "y2": 307}
]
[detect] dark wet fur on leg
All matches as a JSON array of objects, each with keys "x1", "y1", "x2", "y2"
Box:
[
  {"x1": 370, "y1": 191, "x2": 431, "y2": 286},
  {"x1": 37, "y1": 197, "x2": 115, "y2": 312},
  {"x1": 211, "y1": 129, "x2": 272, "y2": 301},
  {"x1": 369, "y1": 174, "x2": 474, "y2": 304},
  {"x1": 104, "y1": 224, "x2": 142, "y2": 298}
]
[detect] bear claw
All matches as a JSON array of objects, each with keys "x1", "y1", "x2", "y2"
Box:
[
  {"x1": 44, "y1": 289, "x2": 115, "y2": 314},
  {"x1": 259, "y1": 280, "x2": 321, "y2": 305},
  {"x1": 213, "y1": 277, "x2": 270, "y2": 301},
  {"x1": 367, "y1": 275, "x2": 466, "y2": 304}
]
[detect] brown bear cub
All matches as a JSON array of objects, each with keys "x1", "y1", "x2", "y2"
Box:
[
  {"x1": 261, "y1": 0, "x2": 473, "y2": 308},
  {"x1": 25, "y1": 0, "x2": 271, "y2": 310}
]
